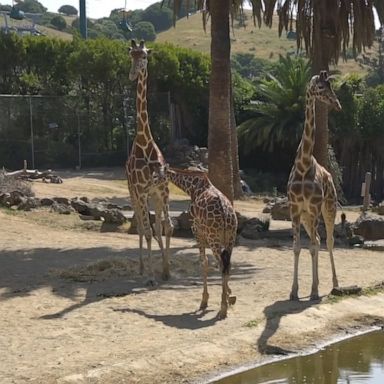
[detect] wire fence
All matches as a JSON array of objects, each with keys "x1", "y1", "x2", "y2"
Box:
[{"x1": 0, "y1": 92, "x2": 172, "y2": 170}]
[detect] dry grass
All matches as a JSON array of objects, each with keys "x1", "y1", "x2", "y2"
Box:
[{"x1": 51, "y1": 258, "x2": 139, "y2": 282}]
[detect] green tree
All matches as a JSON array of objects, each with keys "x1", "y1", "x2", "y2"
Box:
[
  {"x1": 231, "y1": 53, "x2": 271, "y2": 81},
  {"x1": 238, "y1": 55, "x2": 311, "y2": 155},
  {"x1": 58, "y1": 4, "x2": 78, "y2": 16},
  {"x1": 133, "y1": 21, "x2": 156, "y2": 41},
  {"x1": 17, "y1": 0, "x2": 47, "y2": 13},
  {"x1": 0, "y1": 32, "x2": 26, "y2": 93},
  {"x1": 142, "y1": 3, "x2": 173, "y2": 32},
  {"x1": 50, "y1": 15, "x2": 67, "y2": 31},
  {"x1": 265, "y1": 0, "x2": 384, "y2": 169}
]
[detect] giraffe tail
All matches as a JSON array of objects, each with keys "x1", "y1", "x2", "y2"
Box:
[{"x1": 220, "y1": 249, "x2": 231, "y2": 275}]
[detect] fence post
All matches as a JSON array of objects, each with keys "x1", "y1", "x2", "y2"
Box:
[
  {"x1": 29, "y1": 96, "x2": 35, "y2": 169},
  {"x1": 362, "y1": 172, "x2": 372, "y2": 212}
]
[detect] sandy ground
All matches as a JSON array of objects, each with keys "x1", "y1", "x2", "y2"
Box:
[{"x1": 1, "y1": 168, "x2": 384, "y2": 384}]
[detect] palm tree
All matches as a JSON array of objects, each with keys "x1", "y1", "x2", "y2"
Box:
[
  {"x1": 164, "y1": 1, "x2": 265, "y2": 201},
  {"x1": 264, "y1": 0, "x2": 384, "y2": 168},
  {"x1": 238, "y1": 55, "x2": 311, "y2": 154}
]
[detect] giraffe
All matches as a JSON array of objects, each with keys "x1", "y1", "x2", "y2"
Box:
[
  {"x1": 287, "y1": 70, "x2": 341, "y2": 301},
  {"x1": 125, "y1": 39, "x2": 173, "y2": 284},
  {"x1": 153, "y1": 165, "x2": 238, "y2": 319}
]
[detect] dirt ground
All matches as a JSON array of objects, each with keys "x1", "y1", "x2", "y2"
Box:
[{"x1": 1, "y1": 168, "x2": 384, "y2": 384}]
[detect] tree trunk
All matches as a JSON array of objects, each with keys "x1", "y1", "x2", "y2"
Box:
[
  {"x1": 230, "y1": 74, "x2": 242, "y2": 199},
  {"x1": 208, "y1": 0, "x2": 234, "y2": 202},
  {"x1": 312, "y1": 0, "x2": 333, "y2": 169}
]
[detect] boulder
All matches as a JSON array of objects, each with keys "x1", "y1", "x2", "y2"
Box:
[
  {"x1": 263, "y1": 197, "x2": 291, "y2": 221},
  {"x1": 353, "y1": 213, "x2": 384, "y2": 241},
  {"x1": 40, "y1": 197, "x2": 54, "y2": 206},
  {"x1": 373, "y1": 202, "x2": 384, "y2": 216},
  {"x1": 240, "y1": 216, "x2": 270, "y2": 240},
  {"x1": 53, "y1": 197, "x2": 70, "y2": 205},
  {"x1": 51, "y1": 202, "x2": 73, "y2": 214},
  {"x1": 17, "y1": 197, "x2": 41, "y2": 211}
]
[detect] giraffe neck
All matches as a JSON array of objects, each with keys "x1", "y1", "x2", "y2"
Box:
[
  {"x1": 167, "y1": 169, "x2": 211, "y2": 200},
  {"x1": 135, "y1": 68, "x2": 153, "y2": 142},
  {"x1": 295, "y1": 89, "x2": 316, "y2": 171}
]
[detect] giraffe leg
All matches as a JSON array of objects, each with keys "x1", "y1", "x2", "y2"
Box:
[
  {"x1": 138, "y1": 196, "x2": 156, "y2": 286},
  {"x1": 199, "y1": 246, "x2": 209, "y2": 310},
  {"x1": 129, "y1": 193, "x2": 145, "y2": 275},
  {"x1": 303, "y1": 212, "x2": 320, "y2": 300},
  {"x1": 290, "y1": 213, "x2": 301, "y2": 301},
  {"x1": 151, "y1": 191, "x2": 173, "y2": 281},
  {"x1": 212, "y1": 244, "x2": 231, "y2": 320},
  {"x1": 322, "y1": 201, "x2": 339, "y2": 288},
  {"x1": 162, "y1": 188, "x2": 174, "y2": 280}
]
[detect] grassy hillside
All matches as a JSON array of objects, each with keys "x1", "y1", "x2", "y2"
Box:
[
  {"x1": 157, "y1": 11, "x2": 378, "y2": 75},
  {"x1": 0, "y1": 15, "x2": 73, "y2": 40}
]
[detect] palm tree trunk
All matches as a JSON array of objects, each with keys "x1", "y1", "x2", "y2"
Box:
[
  {"x1": 230, "y1": 72, "x2": 243, "y2": 199},
  {"x1": 312, "y1": 0, "x2": 333, "y2": 169},
  {"x1": 208, "y1": 0, "x2": 234, "y2": 202}
]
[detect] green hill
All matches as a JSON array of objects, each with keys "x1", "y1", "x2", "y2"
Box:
[
  {"x1": 157, "y1": 11, "x2": 378, "y2": 75},
  {"x1": 0, "y1": 15, "x2": 73, "y2": 40}
]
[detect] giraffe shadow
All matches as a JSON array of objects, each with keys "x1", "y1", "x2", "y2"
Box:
[
  {"x1": 113, "y1": 307, "x2": 219, "y2": 329},
  {"x1": 257, "y1": 297, "x2": 321, "y2": 355}
]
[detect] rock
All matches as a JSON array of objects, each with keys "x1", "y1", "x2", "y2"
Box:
[
  {"x1": 353, "y1": 213, "x2": 384, "y2": 241},
  {"x1": 71, "y1": 198, "x2": 92, "y2": 215},
  {"x1": 51, "y1": 202, "x2": 73, "y2": 214},
  {"x1": 99, "y1": 208, "x2": 126, "y2": 225},
  {"x1": 40, "y1": 197, "x2": 54, "y2": 206},
  {"x1": 173, "y1": 211, "x2": 193, "y2": 237},
  {"x1": 373, "y1": 202, "x2": 384, "y2": 215},
  {"x1": 363, "y1": 240, "x2": 384, "y2": 251},
  {"x1": 240, "y1": 216, "x2": 270, "y2": 240},
  {"x1": 53, "y1": 197, "x2": 70, "y2": 205},
  {"x1": 17, "y1": 197, "x2": 41, "y2": 211},
  {"x1": 331, "y1": 285, "x2": 362, "y2": 296},
  {"x1": 177, "y1": 211, "x2": 192, "y2": 231},
  {"x1": 263, "y1": 197, "x2": 290, "y2": 221},
  {"x1": 0, "y1": 192, "x2": 11, "y2": 207}
]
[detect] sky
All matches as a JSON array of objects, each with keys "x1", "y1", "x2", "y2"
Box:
[{"x1": 2, "y1": 0, "x2": 159, "y2": 19}]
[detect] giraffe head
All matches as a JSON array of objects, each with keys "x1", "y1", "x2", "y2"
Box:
[
  {"x1": 308, "y1": 70, "x2": 342, "y2": 112},
  {"x1": 129, "y1": 40, "x2": 151, "y2": 81}
]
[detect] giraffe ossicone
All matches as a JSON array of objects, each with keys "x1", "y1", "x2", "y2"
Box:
[{"x1": 287, "y1": 70, "x2": 341, "y2": 301}]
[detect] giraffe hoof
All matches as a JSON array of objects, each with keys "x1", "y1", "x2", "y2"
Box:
[
  {"x1": 199, "y1": 302, "x2": 208, "y2": 311},
  {"x1": 289, "y1": 294, "x2": 299, "y2": 301},
  {"x1": 217, "y1": 309, "x2": 227, "y2": 320},
  {"x1": 310, "y1": 294, "x2": 320, "y2": 301},
  {"x1": 228, "y1": 296, "x2": 237, "y2": 306}
]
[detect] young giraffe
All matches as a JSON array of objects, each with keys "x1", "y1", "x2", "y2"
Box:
[
  {"x1": 125, "y1": 40, "x2": 173, "y2": 284},
  {"x1": 154, "y1": 166, "x2": 237, "y2": 319},
  {"x1": 287, "y1": 70, "x2": 341, "y2": 301}
]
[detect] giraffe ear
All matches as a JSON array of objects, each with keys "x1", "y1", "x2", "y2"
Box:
[
  {"x1": 131, "y1": 39, "x2": 137, "y2": 48},
  {"x1": 147, "y1": 48, "x2": 152, "y2": 56}
]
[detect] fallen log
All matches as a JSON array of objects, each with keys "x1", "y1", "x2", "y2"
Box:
[{"x1": 2, "y1": 160, "x2": 63, "y2": 184}]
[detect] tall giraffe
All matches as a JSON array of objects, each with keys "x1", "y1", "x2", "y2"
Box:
[
  {"x1": 154, "y1": 166, "x2": 238, "y2": 319},
  {"x1": 287, "y1": 71, "x2": 341, "y2": 301},
  {"x1": 125, "y1": 40, "x2": 173, "y2": 284}
]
